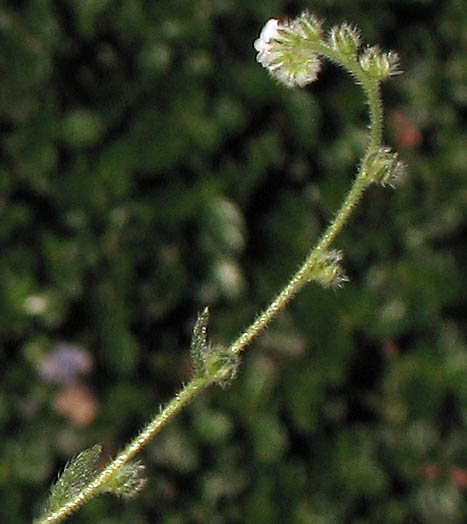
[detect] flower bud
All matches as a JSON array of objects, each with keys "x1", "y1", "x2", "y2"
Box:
[
  {"x1": 359, "y1": 46, "x2": 401, "y2": 80},
  {"x1": 365, "y1": 146, "x2": 406, "y2": 186},
  {"x1": 328, "y1": 23, "x2": 361, "y2": 57},
  {"x1": 288, "y1": 10, "x2": 323, "y2": 42},
  {"x1": 102, "y1": 461, "x2": 147, "y2": 499},
  {"x1": 254, "y1": 12, "x2": 323, "y2": 88},
  {"x1": 205, "y1": 345, "x2": 240, "y2": 388},
  {"x1": 309, "y1": 250, "x2": 348, "y2": 288}
]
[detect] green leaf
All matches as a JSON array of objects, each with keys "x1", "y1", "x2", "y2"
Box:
[
  {"x1": 190, "y1": 307, "x2": 210, "y2": 376},
  {"x1": 39, "y1": 444, "x2": 102, "y2": 517},
  {"x1": 190, "y1": 307, "x2": 240, "y2": 386}
]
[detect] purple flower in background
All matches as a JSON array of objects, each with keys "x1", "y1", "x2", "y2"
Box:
[{"x1": 39, "y1": 343, "x2": 93, "y2": 384}]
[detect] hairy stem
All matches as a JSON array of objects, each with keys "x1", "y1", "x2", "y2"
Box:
[
  {"x1": 35, "y1": 23, "x2": 391, "y2": 524},
  {"x1": 228, "y1": 163, "x2": 370, "y2": 356},
  {"x1": 228, "y1": 51, "x2": 383, "y2": 357},
  {"x1": 35, "y1": 377, "x2": 211, "y2": 524}
]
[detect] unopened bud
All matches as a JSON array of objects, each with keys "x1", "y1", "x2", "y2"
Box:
[
  {"x1": 359, "y1": 46, "x2": 401, "y2": 80},
  {"x1": 328, "y1": 23, "x2": 361, "y2": 57},
  {"x1": 309, "y1": 250, "x2": 348, "y2": 288},
  {"x1": 365, "y1": 146, "x2": 406, "y2": 186}
]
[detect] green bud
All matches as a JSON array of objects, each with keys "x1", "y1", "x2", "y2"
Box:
[
  {"x1": 189, "y1": 309, "x2": 240, "y2": 386},
  {"x1": 359, "y1": 46, "x2": 400, "y2": 80},
  {"x1": 205, "y1": 345, "x2": 240, "y2": 388},
  {"x1": 101, "y1": 461, "x2": 147, "y2": 499},
  {"x1": 308, "y1": 250, "x2": 348, "y2": 288},
  {"x1": 328, "y1": 23, "x2": 361, "y2": 57},
  {"x1": 365, "y1": 147, "x2": 406, "y2": 186},
  {"x1": 289, "y1": 10, "x2": 324, "y2": 42}
]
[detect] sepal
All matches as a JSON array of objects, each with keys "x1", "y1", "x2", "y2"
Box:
[
  {"x1": 309, "y1": 250, "x2": 348, "y2": 288},
  {"x1": 190, "y1": 308, "x2": 240, "y2": 386},
  {"x1": 286, "y1": 10, "x2": 323, "y2": 42},
  {"x1": 359, "y1": 46, "x2": 400, "y2": 80},
  {"x1": 328, "y1": 23, "x2": 361, "y2": 57},
  {"x1": 204, "y1": 345, "x2": 240, "y2": 388},
  {"x1": 364, "y1": 146, "x2": 406, "y2": 187},
  {"x1": 101, "y1": 461, "x2": 147, "y2": 499}
]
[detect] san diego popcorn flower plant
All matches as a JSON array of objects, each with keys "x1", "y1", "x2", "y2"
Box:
[{"x1": 34, "y1": 11, "x2": 404, "y2": 523}]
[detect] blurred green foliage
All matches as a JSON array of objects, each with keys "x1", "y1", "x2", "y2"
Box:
[{"x1": 1, "y1": 0, "x2": 466, "y2": 522}]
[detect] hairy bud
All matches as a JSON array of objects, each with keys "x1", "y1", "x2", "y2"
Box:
[
  {"x1": 328, "y1": 23, "x2": 361, "y2": 57},
  {"x1": 365, "y1": 146, "x2": 406, "y2": 186},
  {"x1": 359, "y1": 46, "x2": 401, "y2": 80},
  {"x1": 254, "y1": 12, "x2": 323, "y2": 88}
]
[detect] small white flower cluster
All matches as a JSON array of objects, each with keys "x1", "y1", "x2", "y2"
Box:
[
  {"x1": 254, "y1": 13, "x2": 323, "y2": 88},
  {"x1": 254, "y1": 11, "x2": 400, "y2": 87}
]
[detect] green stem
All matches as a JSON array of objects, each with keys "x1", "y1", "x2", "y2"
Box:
[
  {"x1": 228, "y1": 164, "x2": 370, "y2": 357},
  {"x1": 313, "y1": 41, "x2": 384, "y2": 152},
  {"x1": 35, "y1": 35, "x2": 387, "y2": 524},
  {"x1": 35, "y1": 377, "x2": 211, "y2": 524},
  {"x1": 229, "y1": 51, "x2": 383, "y2": 357},
  {"x1": 363, "y1": 81, "x2": 384, "y2": 152}
]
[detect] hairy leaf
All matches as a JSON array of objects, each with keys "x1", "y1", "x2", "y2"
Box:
[
  {"x1": 40, "y1": 444, "x2": 102, "y2": 517},
  {"x1": 190, "y1": 307, "x2": 210, "y2": 376}
]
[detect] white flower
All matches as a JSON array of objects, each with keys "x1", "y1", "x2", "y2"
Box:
[
  {"x1": 254, "y1": 18, "x2": 282, "y2": 55},
  {"x1": 254, "y1": 13, "x2": 322, "y2": 88}
]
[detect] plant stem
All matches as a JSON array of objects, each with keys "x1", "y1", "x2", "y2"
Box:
[
  {"x1": 228, "y1": 56, "x2": 383, "y2": 357},
  {"x1": 35, "y1": 35, "x2": 387, "y2": 524},
  {"x1": 228, "y1": 164, "x2": 370, "y2": 357},
  {"x1": 35, "y1": 377, "x2": 211, "y2": 524},
  {"x1": 109, "y1": 377, "x2": 210, "y2": 467}
]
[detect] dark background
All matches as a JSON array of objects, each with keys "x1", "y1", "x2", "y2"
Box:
[{"x1": 1, "y1": 0, "x2": 466, "y2": 522}]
